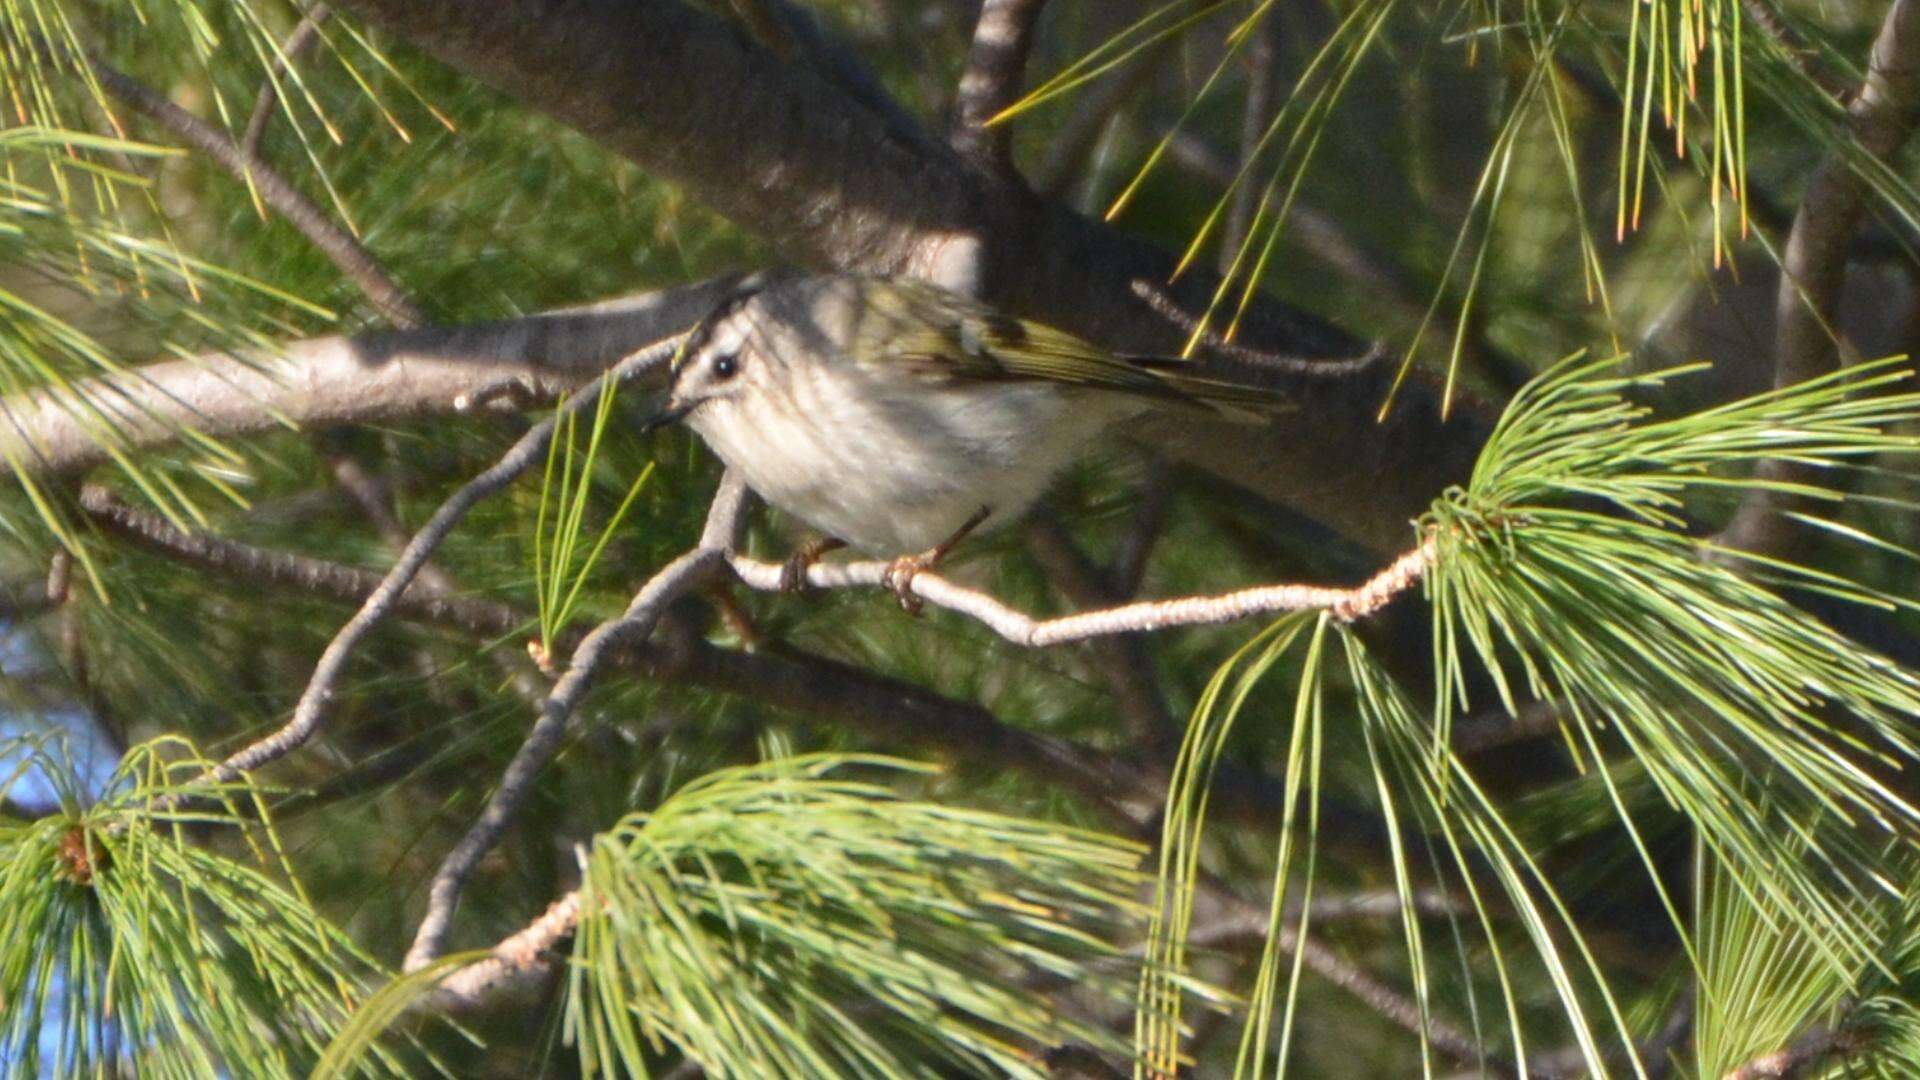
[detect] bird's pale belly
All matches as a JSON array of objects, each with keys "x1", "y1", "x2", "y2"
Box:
[{"x1": 690, "y1": 379, "x2": 1122, "y2": 556}]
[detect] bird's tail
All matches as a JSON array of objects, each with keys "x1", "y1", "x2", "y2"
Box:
[{"x1": 1121, "y1": 355, "x2": 1301, "y2": 423}]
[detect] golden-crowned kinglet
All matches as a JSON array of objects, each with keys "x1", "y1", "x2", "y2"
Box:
[{"x1": 644, "y1": 272, "x2": 1287, "y2": 603}]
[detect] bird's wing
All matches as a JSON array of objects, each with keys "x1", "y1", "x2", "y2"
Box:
[{"x1": 869, "y1": 281, "x2": 1291, "y2": 420}]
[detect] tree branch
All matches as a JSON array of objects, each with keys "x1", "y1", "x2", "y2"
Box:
[
  {"x1": 1222, "y1": 11, "x2": 1282, "y2": 273},
  {"x1": 239, "y1": 5, "x2": 332, "y2": 159},
  {"x1": 1108, "y1": 469, "x2": 1170, "y2": 599},
  {"x1": 1034, "y1": 49, "x2": 1163, "y2": 199},
  {"x1": 952, "y1": 0, "x2": 1049, "y2": 173},
  {"x1": 1724, "y1": 1020, "x2": 1865, "y2": 1079},
  {"x1": 402, "y1": 472, "x2": 750, "y2": 971},
  {"x1": 1721, "y1": 0, "x2": 1920, "y2": 558},
  {"x1": 729, "y1": 533, "x2": 1437, "y2": 644},
  {"x1": 1023, "y1": 514, "x2": 1177, "y2": 753},
  {"x1": 89, "y1": 54, "x2": 424, "y2": 328},
  {"x1": 1740, "y1": 0, "x2": 1851, "y2": 102},
  {"x1": 0, "y1": 279, "x2": 732, "y2": 477}
]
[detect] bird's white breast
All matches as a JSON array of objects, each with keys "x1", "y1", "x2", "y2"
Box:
[{"x1": 687, "y1": 360, "x2": 1127, "y2": 555}]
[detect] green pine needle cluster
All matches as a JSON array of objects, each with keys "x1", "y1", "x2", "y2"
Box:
[
  {"x1": 567, "y1": 754, "x2": 1148, "y2": 1079},
  {"x1": 1144, "y1": 354, "x2": 1920, "y2": 1076},
  {"x1": 0, "y1": 736, "x2": 403, "y2": 1078}
]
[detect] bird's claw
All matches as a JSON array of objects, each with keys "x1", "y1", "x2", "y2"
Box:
[
  {"x1": 880, "y1": 555, "x2": 932, "y2": 615},
  {"x1": 778, "y1": 536, "x2": 845, "y2": 594},
  {"x1": 778, "y1": 551, "x2": 816, "y2": 594}
]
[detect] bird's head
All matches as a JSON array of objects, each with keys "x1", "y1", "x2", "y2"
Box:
[
  {"x1": 643, "y1": 284, "x2": 774, "y2": 434},
  {"x1": 641, "y1": 273, "x2": 863, "y2": 436}
]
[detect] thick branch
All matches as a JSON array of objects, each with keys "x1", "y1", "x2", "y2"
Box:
[
  {"x1": 1722, "y1": 0, "x2": 1920, "y2": 557},
  {"x1": 0, "y1": 279, "x2": 731, "y2": 477}
]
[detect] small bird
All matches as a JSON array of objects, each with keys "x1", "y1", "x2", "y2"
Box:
[{"x1": 643, "y1": 272, "x2": 1292, "y2": 607}]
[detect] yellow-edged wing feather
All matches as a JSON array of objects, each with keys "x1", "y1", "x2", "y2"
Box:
[{"x1": 856, "y1": 278, "x2": 1289, "y2": 421}]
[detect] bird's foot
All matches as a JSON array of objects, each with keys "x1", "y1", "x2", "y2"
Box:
[
  {"x1": 880, "y1": 552, "x2": 940, "y2": 615},
  {"x1": 878, "y1": 507, "x2": 992, "y2": 615},
  {"x1": 778, "y1": 536, "x2": 846, "y2": 593}
]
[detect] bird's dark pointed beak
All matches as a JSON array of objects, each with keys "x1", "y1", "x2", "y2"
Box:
[{"x1": 638, "y1": 398, "x2": 693, "y2": 435}]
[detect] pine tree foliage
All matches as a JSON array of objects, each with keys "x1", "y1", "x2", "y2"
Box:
[
  {"x1": 567, "y1": 755, "x2": 1146, "y2": 1078},
  {"x1": 1143, "y1": 356, "x2": 1920, "y2": 1076},
  {"x1": 0, "y1": 737, "x2": 402, "y2": 1077},
  {"x1": 3, "y1": 0, "x2": 1920, "y2": 1076}
]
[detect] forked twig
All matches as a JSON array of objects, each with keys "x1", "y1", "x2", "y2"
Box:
[
  {"x1": 195, "y1": 337, "x2": 684, "y2": 791},
  {"x1": 402, "y1": 473, "x2": 750, "y2": 972}
]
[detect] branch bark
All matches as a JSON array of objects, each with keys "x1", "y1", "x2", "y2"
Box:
[
  {"x1": 1724, "y1": 1021, "x2": 1863, "y2": 1079},
  {"x1": 952, "y1": 0, "x2": 1049, "y2": 173},
  {"x1": 0, "y1": 279, "x2": 732, "y2": 476},
  {"x1": 1721, "y1": 0, "x2": 1920, "y2": 558},
  {"x1": 239, "y1": 5, "x2": 333, "y2": 159},
  {"x1": 729, "y1": 533, "x2": 1436, "y2": 643},
  {"x1": 70, "y1": 483, "x2": 1274, "y2": 829},
  {"x1": 192, "y1": 335, "x2": 685, "y2": 788}
]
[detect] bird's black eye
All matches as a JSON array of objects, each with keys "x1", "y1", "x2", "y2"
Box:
[{"x1": 712, "y1": 352, "x2": 739, "y2": 380}]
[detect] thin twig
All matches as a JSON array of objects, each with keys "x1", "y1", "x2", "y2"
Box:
[
  {"x1": 201, "y1": 337, "x2": 683, "y2": 789},
  {"x1": 1035, "y1": 47, "x2": 1165, "y2": 199},
  {"x1": 430, "y1": 882, "x2": 581, "y2": 1005},
  {"x1": 1221, "y1": 11, "x2": 1282, "y2": 275},
  {"x1": 239, "y1": 5, "x2": 332, "y2": 159},
  {"x1": 1721, "y1": 0, "x2": 1920, "y2": 558},
  {"x1": 1740, "y1": 0, "x2": 1851, "y2": 102},
  {"x1": 402, "y1": 474, "x2": 750, "y2": 971},
  {"x1": 0, "y1": 573, "x2": 64, "y2": 622},
  {"x1": 1451, "y1": 697, "x2": 1565, "y2": 754},
  {"x1": 952, "y1": 0, "x2": 1050, "y2": 173},
  {"x1": 88, "y1": 55, "x2": 425, "y2": 328},
  {"x1": 1160, "y1": 134, "x2": 1533, "y2": 392},
  {"x1": 1129, "y1": 278, "x2": 1385, "y2": 377},
  {"x1": 1171, "y1": 887, "x2": 1470, "y2": 951},
  {"x1": 77, "y1": 485, "x2": 509, "y2": 634},
  {"x1": 325, "y1": 445, "x2": 461, "y2": 597},
  {"x1": 324, "y1": 443, "x2": 550, "y2": 706},
  {"x1": 1108, "y1": 470, "x2": 1170, "y2": 599},
  {"x1": 730, "y1": 533, "x2": 1437, "y2": 646}
]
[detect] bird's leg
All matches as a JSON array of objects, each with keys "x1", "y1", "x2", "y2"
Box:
[
  {"x1": 881, "y1": 506, "x2": 991, "y2": 614},
  {"x1": 778, "y1": 535, "x2": 847, "y2": 593}
]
